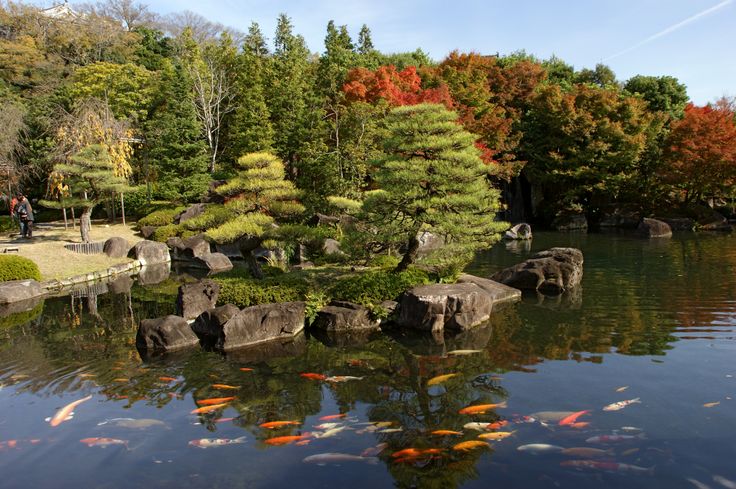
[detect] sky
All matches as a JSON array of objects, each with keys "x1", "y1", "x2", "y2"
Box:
[{"x1": 56, "y1": 0, "x2": 736, "y2": 103}]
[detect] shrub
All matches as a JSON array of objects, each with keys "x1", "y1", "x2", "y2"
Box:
[
  {"x1": 152, "y1": 224, "x2": 182, "y2": 242},
  {"x1": 215, "y1": 278, "x2": 307, "y2": 308},
  {"x1": 205, "y1": 213, "x2": 273, "y2": 244},
  {"x1": 0, "y1": 216, "x2": 16, "y2": 233},
  {"x1": 137, "y1": 206, "x2": 186, "y2": 228},
  {"x1": 328, "y1": 268, "x2": 430, "y2": 306},
  {"x1": 0, "y1": 255, "x2": 42, "y2": 282},
  {"x1": 182, "y1": 205, "x2": 233, "y2": 231}
]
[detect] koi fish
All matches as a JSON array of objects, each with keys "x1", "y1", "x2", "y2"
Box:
[
  {"x1": 240, "y1": 368, "x2": 254, "y2": 372},
  {"x1": 315, "y1": 422, "x2": 342, "y2": 430},
  {"x1": 559, "y1": 410, "x2": 590, "y2": 426},
  {"x1": 215, "y1": 417, "x2": 236, "y2": 424},
  {"x1": 378, "y1": 428, "x2": 403, "y2": 434},
  {"x1": 188, "y1": 436, "x2": 247, "y2": 448},
  {"x1": 447, "y1": 350, "x2": 482, "y2": 356},
  {"x1": 196, "y1": 397, "x2": 236, "y2": 406},
  {"x1": 703, "y1": 402, "x2": 720, "y2": 408},
  {"x1": 561, "y1": 447, "x2": 614, "y2": 458},
  {"x1": 531, "y1": 411, "x2": 578, "y2": 423},
  {"x1": 427, "y1": 374, "x2": 458, "y2": 386},
  {"x1": 260, "y1": 421, "x2": 300, "y2": 429},
  {"x1": 452, "y1": 440, "x2": 490, "y2": 451},
  {"x1": 585, "y1": 434, "x2": 645, "y2": 444},
  {"x1": 602, "y1": 398, "x2": 640, "y2": 411},
  {"x1": 714, "y1": 475, "x2": 736, "y2": 489},
  {"x1": 48, "y1": 395, "x2": 93, "y2": 427},
  {"x1": 300, "y1": 373, "x2": 326, "y2": 381},
  {"x1": 80, "y1": 437, "x2": 128, "y2": 448},
  {"x1": 264, "y1": 434, "x2": 311, "y2": 446},
  {"x1": 431, "y1": 430, "x2": 463, "y2": 436},
  {"x1": 158, "y1": 377, "x2": 177, "y2": 382},
  {"x1": 361, "y1": 443, "x2": 388, "y2": 457},
  {"x1": 621, "y1": 448, "x2": 640, "y2": 456},
  {"x1": 190, "y1": 403, "x2": 229, "y2": 414},
  {"x1": 517, "y1": 444, "x2": 565, "y2": 454},
  {"x1": 212, "y1": 384, "x2": 240, "y2": 390},
  {"x1": 561, "y1": 460, "x2": 654, "y2": 475},
  {"x1": 97, "y1": 418, "x2": 168, "y2": 429},
  {"x1": 319, "y1": 414, "x2": 347, "y2": 421},
  {"x1": 325, "y1": 376, "x2": 363, "y2": 383},
  {"x1": 303, "y1": 453, "x2": 378, "y2": 464},
  {"x1": 569, "y1": 422, "x2": 590, "y2": 429},
  {"x1": 458, "y1": 402, "x2": 507, "y2": 415},
  {"x1": 464, "y1": 422, "x2": 492, "y2": 431},
  {"x1": 488, "y1": 420, "x2": 510, "y2": 430},
  {"x1": 313, "y1": 426, "x2": 350, "y2": 439},
  {"x1": 392, "y1": 448, "x2": 443, "y2": 458},
  {"x1": 616, "y1": 386, "x2": 629, "y2": 392},
  {"x1": 478, "y1": 431, "x2": 514, "y2": 441},
  {"x1": 687, "y1": 478, "x2": 712, "y2": 489}
]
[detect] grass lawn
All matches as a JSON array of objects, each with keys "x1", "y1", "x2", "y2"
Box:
[{"x1": 0, "y1": 221, "x2": 143, "y2": 281}]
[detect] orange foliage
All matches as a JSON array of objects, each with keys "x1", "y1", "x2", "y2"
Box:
[{"x1": 343, "y1": 65, "x2": 452, "y2": 108}]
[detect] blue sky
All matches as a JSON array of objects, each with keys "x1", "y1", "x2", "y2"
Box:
[{"x1": 76, "y1": 0, "x2": 736, "y2": 103}]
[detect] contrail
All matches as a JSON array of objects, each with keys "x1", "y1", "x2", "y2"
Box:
[{"x1": 603, "y1": 0, "x2": 733, "y2": 61}]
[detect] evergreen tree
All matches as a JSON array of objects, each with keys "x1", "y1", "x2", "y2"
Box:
[
  {"x1": 357, "y1": 24, "x2": 374, "y2": 55},
  {"x1": 362, "y1": 103, "x2": 507, "y2": 272}
]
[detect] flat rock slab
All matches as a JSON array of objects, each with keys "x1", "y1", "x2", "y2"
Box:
[
  {"x1": 491, "y1": 247, "x2": 584, "y2": 295},
  {"x1": 397, "y1": 283, "x2": 494, "y2": 333},
  {"x1": 177, "y1": 280, "x2": 220, "y2": 320},
  {"x1": 136, "y1": 315, "x2": 199, "y2": 352},
  {"x1": 190, "y1": 253, "x2": 233, "y2": 273},
  {"x1": 0, "y1": 279, "x2": 46, "y2": 305},
  {"x1": 214, "y1": 302, "x2": 306, "y2": 351},
  {"x1": 456, "y1": 274, "x2": 522, "y2": 305},
  {"x1": 312, "y1": 301, "x2": 379, "y2": 332}
]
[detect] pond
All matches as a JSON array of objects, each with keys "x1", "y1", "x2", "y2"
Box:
[{"x1": 1, "y1": 231, "x2": 735, "y2": 488}]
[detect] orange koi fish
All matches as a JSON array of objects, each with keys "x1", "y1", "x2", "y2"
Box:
[
  {"x1": 260, "y1": 421, "x2": 300, "y2": 429},
  {"x1": 300, "y1": 373, "x2": 326, "y2": 381},
  {"x1": 318, "y1": 414, "x2": 347, "y2": 421},
  {"x1": 264, "y1": 434, "x2": 311, "y2": 446},
  {"x1": 48, "y1": 395, "x2": 93, "y2": 427},
  {"x1": 458, "y1": 402, "x2": 507, "y2": 415},
  {"x1": 452, "y1": 440, "x2": 491, "y2": 451},
  {"x1": 80, "y1": 437, "x2": 128, "y2": 448},
  {"x1": 158, "y1": 377, "x2": 177, "y2": 382},
  {"x1": 478, "y1": 431, "x2": 514, "y2": 441},
  {"x1": 431, "y1": 430, "x2": 463, "y2": 436},
  {"x1": 112, "y1": 378, "x2": 129, "y2": 382},
  {"x1": 488, "y1": 420, "x2": 509, "y2": 430},
  {"x1": 569, "y1": 422, "x2": 590, "y2": 429},
  {"x1": 212, "y1": 384, "x2": 240, "y2": 390},
  {"x1": 559, "y1": 410, "x2": 590, "y2": 426},
  {"x1": 392, "y1": 448, "x2": 423, "y2": 458},
  {"x1": 196, "y1": 397, "x2": 236, "y2": 406},
  {"x1": 240, "y1": 368, "x2": 254, "y2": 372},
  {"x1": 427, "y1": 373, "x2": 459, "y2": 386},
  {"x1": 190, "y1": 403, "x2": 229, "y2": 414}
]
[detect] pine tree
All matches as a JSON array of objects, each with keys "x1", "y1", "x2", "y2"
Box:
[
  {"x1": 362, "y1": 104, "x2": 508, "y2": 272},
  {"x1": 46, "y1": 144, "x2": 129, "y2": 242}
]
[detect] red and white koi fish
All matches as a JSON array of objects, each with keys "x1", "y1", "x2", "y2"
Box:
[
  {"x1": 80, "y1": 437, "x2": 128, "y2": 448},
  {"x1": 561, "y1": 460, "x2": 654, "y2": 475},
  {"x1": 188, "y1": 436, "x2": 247, "y2": 449},
  {"x1": 48, "y1": 395, "x2": 93, "y2": 427},
  {"x1": 602, "y1": 398, "x2": 640, "y2": 411},
  {"x1": 586, "y1": 433, "x2": 645, "y2": 444}
]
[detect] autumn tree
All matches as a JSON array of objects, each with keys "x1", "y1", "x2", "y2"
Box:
[
  {"x1": 0, "y1": 100, "x2": 27, "y2": 190},
  {"x1": 662, "y1": 99, "x2": 736, "y2": 203},
  {"x1": 362, "y1": 103, "x2": 507, "y2": 272}
]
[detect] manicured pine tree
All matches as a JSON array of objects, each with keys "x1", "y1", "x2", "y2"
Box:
[{"x1": 362, "y1": 103, "x2": 508, "y2": 272}]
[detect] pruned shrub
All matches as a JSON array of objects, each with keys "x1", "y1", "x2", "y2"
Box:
[
  {"x1": 0, "y1": 255, "x2": 42, "y2": 282},
  {"x1": 137, "y1": 206, "x2": 186, "y2": 228},
  {"x1": 328, "y1": 268, "x2": 430, "y2": 306}
]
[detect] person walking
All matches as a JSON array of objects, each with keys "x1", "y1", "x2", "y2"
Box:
[
  {"x1": 9, "y1": 195, "x2": 20, "y2": 234},
  {"x1": 15, "y1": 194, "x2": 34, "y2": 238}
]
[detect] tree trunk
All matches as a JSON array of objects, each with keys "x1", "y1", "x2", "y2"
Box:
[
  {"x1": 80, "y1": 207, "x2": 92, "y2": 243},
  {"x1": 394, "y1": 234, "x2": 420, "y2": 273}
]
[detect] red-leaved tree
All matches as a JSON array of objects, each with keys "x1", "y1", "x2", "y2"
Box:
[
  {"x1": 343, "y1": 65, "x2": 452, "y2": 107},
  {"x1": 663, "y1": 98, "x2": 736, "y2": 203}
]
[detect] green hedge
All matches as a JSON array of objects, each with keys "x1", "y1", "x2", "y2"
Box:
[
  {"x1": 137, "y1": 206, "x2": 186, "y2": 228},
  {"x1": 328, "y1": 268, "x2": 431, "y2": 306},
  {"x1": 0, "y1": 255, "x2": 42, "y2": 282}
]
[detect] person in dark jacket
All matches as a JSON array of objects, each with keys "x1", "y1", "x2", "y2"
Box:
[{"x1": 15, "y1": 194, "x2": 34, "y2": 238}]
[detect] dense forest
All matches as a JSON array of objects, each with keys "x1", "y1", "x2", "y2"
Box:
[{"x1": 1, "y1": 0, "x2": 734, "y2": 229}]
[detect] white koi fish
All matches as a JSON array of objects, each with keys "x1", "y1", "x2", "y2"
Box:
[
  {"x1": 303, "y1": 453, "x2": 378, "y2": 465},
  {"x1": 603, "y1": 398, "x2": 641, "y2": 411},
  {"x1": 517, "y1": 444, "x2": 564, "y2": 454},
  {"x1": 188, "y1": 436, "x2": 247, "y2": 448}
]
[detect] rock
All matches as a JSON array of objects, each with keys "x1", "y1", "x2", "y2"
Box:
[
  {"x1": 140, "y1": 226, "x2": 157, "y2": 240},
  {"x1": 103, "y1": 237, "x2": 130, "y2": 258},
  {"x1": 189, "y1": 252, "x2": 233, "y2": 273},
  {"x1": 312, "y1": 301, "x2": 380, "y2": 332},
  {"x1": 456, "y1": 274, "x2": 522, "y2": 305},
  {"x1": 176, "y1": 280, "x2": 220, "y2": 320},
  {"x1": 658, "y1": 217, "x2": 695, "y2": 231},
  {"x1": 203, "y1": 180, "x2": 227, "y2": 204},
  {"x1": 698, "y1": 212, "x2": 732, "y2": 231},
  {"x1": 175, "y1": 203, "x2": 206, "y2": 224},
  {"x1": 128, "y1": 240, "x2": 171, "y2": 266},
  {"x1": 490, "y1": 247, "x2": 584, "y2": 295},
  {"x1": 323, "y1": 238, "x2": 345, "y2": 256},
  {"x1": 136, "y1": 315, "x2": 199, "y2": 352},
  {"x1": 310, "y1": 213, "x2": 341, "y2": 226},
  {"x1": 191, "y1": 304, "x2": 240, "y2": 340},
  {"x1": 254, "y1": 246, "x2": 286, "y2": 263},
  {"x1": 169, "y1": 235, "x2": 211, "y2": 260},
  {"x1": 209, "y1": 302, "x2": 306, "y2": 351},
  {"x1": 416, "y1": 231, "x2": 445, "y2": 256},
  {"x1": 311, "y1": 328, "x2": 379, "y2": 348},
  {"x1": 396, "y1": 283, "x2": 494, "y2": 333},
  {"x1": 504, "y1": 223, "x2": 532, "y2": 240},
  {"x1": 379, "y1": 300, "x2": 399, "y2": 316},
  {"x1": 552, "y1": 214, "x2": 588, "y2": 231},
  {"x1": 137, "y1": 263, "x2": 171, "y2": 285},
  {"x1": 0, "y1": 279, "x2": 45, "y2": 305},
  {"x1": 215, "y1": 242, "x2": 243, "y2": 259},
  {"x1": 291, "y1": 261, "x2": 314, "y2": 270},
  {"x1": 637, "y1": 218, "x2": 672, "y2": 238}
]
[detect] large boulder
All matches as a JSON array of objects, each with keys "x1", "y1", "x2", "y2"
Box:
[
  {"x1": 637, "y1": 218, "x2": 672, "y2": 238},
  {"x1": 456, "y1": 274, "x2": 522, "y2": 305},
  {"x1": 0, "y1": 279, "x2": 45, "y2": 305},
  {"x1": 658, "y1": 217, "x2": 695, "y2": 231},
  {"x1": 175, "y1": 203, "x2": 206, "y2": 224},
  {"x1": 103, "y1": 237, "x2": 130, "y2": 258},
  {"x1": 169, "y1": 235, "x2": 211, "y2": 260},
  {"x1": 504, "y1": 223, "x2": 532, "y2": 240},
  {"x1": 206, "y1": 302, "x2": 306, "y2": 351},
  {"x1": 190, "y1": 252, "x2": 233, "y2": 273},
  {"x1": 491, "y1": 247, "x2": 584, "y2": 295},
  {"x1": 552, "y1": 214, "x2": 588, "y2": 231},
  {"x1": 312, "y1": 301, "x2": 380, "y2": 332},
  {"x1": 322, "y1": 239, "x2": 345, "y2": 256},
  {"x1": 137, "y1": 263, "x2": 171, "y2": 285},
  {"x1": 191, "y1": 304, "x2": 240, "y2": 339},
  {"x1": 396, "y1": 283, "x2": 494, "y2": 333},
  {"x1": 136, "y1": 315, "x2": 199, "y2": 352},
  {"x1": 140, "y1": 226, "x2": 157, "y2": 240},
  {"x1": 128, "y1": 240, "x2": 171, "y2": 266},
  {"x1": 176, "y1": 280, "x2": 220, "y2": 320}
]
